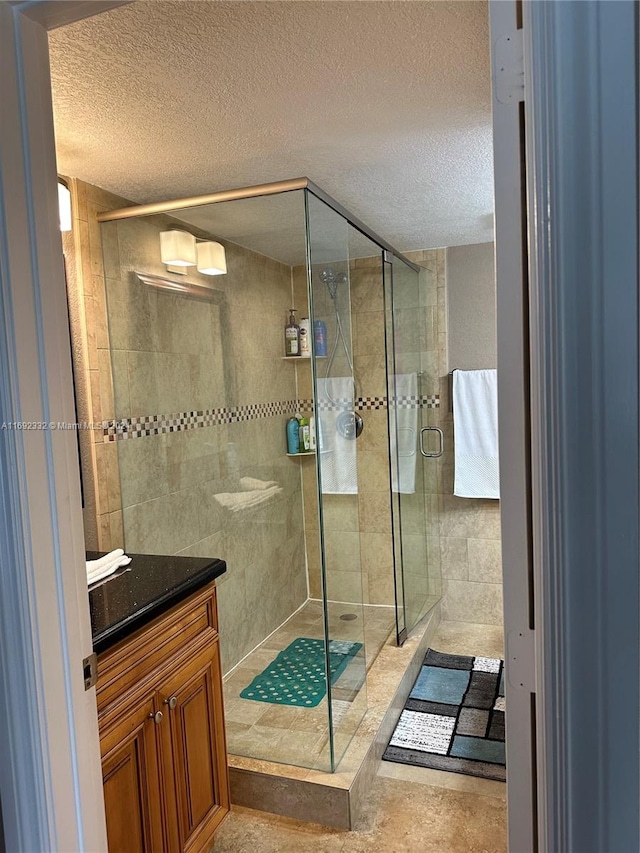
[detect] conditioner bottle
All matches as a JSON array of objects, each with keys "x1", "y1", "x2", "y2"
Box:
[{"x1": 286, "y1": 417, "x2": 300, "y2": 454}]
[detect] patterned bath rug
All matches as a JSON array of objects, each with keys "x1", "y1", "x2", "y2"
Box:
[
  {"x1": 382, "y1": 648, "x2": 506, "y2": 781},
  {"x1": 240, "y1": 637, "x2": 363, "y2": 708}
]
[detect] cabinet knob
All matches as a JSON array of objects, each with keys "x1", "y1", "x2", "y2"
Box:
[
  {"x1": 164, "y1": 696, "x2": 177, "y2": 710},
  {"x1": 148, "y1": 710, "x2": 163, "y2": 725}
]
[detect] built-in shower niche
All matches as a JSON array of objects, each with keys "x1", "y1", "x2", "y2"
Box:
[{"x1": 98, "y1": 181, "x2": 441, "y2": 777}]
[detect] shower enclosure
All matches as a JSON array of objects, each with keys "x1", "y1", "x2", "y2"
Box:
[{"x1": 98, "y1": 179, "x2": 441, "y2": 773}]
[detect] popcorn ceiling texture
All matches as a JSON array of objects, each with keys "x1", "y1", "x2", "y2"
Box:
[{"x1": 48, "y1": 0, "x2": 493, "y2": 252}]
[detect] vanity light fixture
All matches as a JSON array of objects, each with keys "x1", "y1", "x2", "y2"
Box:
[
  {"x1": 159, "y1": 229, "x2": 197, "y2": 270},
  {"x1": 58, "y1": 180, "x2": 72, "y2": 232},
  {"x1": 159, "y1": 230, "x2": 226, "y2": 276},
  {"x1": 196, "y1": 241, "x2": 227, "y2": 276}
]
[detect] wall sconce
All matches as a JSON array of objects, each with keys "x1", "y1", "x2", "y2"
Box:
[
  {"x1": 196, "y1": 241, "x2": 227, "y2": 276},
  {"x1": 58, "y1": 180, "x2": 72, "y2": 232},
  {"x1": 160, "y1": 229, "x2": 197, "y2": 270},
  {"x1": 159, "y1": 230, "x2": 226, "y2": 276}
]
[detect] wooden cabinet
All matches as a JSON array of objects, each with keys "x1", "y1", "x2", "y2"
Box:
[{"x1": 96, "y1": 584, "x2": 229, "y2": 853}]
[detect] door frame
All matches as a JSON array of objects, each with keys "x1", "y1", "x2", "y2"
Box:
[
  {"x1": 524, "y1": 2, "x2": 639, "y2": 850},
  {"x1": 0, "y1": 3, "x2": 127, "y2": 850},
  {"x1": 492, "y1": 1, "x2": 640, "y2": 851}
]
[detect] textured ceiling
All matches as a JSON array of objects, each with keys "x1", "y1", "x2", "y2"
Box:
[{"x1": 49, "y1": 1, "x2": 493, "y2": 254}]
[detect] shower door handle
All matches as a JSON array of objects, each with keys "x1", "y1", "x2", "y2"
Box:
[{"x1": 420, "y1": 426, "x2": 444, "y2": 458}]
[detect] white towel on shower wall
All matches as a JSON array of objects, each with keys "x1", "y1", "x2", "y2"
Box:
[
  {"x1": 317, "y1": 377, "x2": 358, "y2": 495},
  {"x1": 453, "y1": 369, "x2": 500, "y2": 499},
  {"x1": 390, "y1": 373, "x2": 418, "y2": 494}
]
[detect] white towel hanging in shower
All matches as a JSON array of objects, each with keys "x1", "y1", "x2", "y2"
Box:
[{"x1": 317, "y1": 377, "x2": 358, "y2": 494}]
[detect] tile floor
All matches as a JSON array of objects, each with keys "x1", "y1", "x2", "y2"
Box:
[
  {"x1": 223, "y1": 599, "x2": 396, "y2": 770},
  {"x1": 214, "y1": 620, "x2": 507, "y2": 852}
]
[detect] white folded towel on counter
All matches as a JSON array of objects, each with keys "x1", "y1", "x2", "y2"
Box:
[
  {"x1": 86, "y1": 549, "x2": 132, "y2": 586},
  {"x1": 239, "y1": 477, "x2": 279, "y2": 491},
  {"x1": 213, "y1": 485, "x2": 282, "y2": 512}
]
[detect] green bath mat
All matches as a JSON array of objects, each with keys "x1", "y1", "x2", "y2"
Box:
[{"x1": 240, "y1": 637, "x2": 363, "y2": 707}]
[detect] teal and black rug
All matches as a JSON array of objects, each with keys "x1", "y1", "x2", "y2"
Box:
[
  {"x1": 240, "y1": 637, "x2": 363, "y2": 708},
  {"x1": 383, "y1": 648, "x2": 506, "y2": 781}
]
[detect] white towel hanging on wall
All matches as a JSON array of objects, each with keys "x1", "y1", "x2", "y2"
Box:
[{"x1": 453, "y1": 369, "x2": 500, "y2": 499}]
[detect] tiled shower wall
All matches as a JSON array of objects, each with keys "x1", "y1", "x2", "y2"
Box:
[
  {"x1": 292, "y1": 245, "x2": 501, "y2": 625},
  {"x1": 293, "y1": 253, "x2": 443, "y2": 609},
  {"x1": 64, "y1": 182, "x2": 307, "y2": 672}
]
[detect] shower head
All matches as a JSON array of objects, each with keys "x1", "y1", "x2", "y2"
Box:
[
  {"x1": 319, "y1": 268, "x2": 335, "y2": 285},
  {"x1": 319, "y1": 267, "x2": 347, "y2": 301}
]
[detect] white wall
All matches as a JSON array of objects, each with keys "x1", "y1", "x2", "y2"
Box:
[{"x1": 446, "y1": 242, "x2": 496, "y2": 370}]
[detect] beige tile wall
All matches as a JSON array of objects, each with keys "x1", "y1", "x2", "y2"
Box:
[
  {"x1": 64, "y1": 182, "x2": 308, "y2": 672},
  {"x1": 294, "y1": 243, "x2": 501, "y2": 627},
  {"x1": 403, "y1": 248, "x2": 503, "y2": 627},
  {"x1": 293, "y1": 253, "x2": 443, "y2": 612},
  {"x1": 64, "y1": 177, "x2": 502, "y2": 675},
  {"x1": 62, "y1": 178, "x2": 128, "y2": 552}
]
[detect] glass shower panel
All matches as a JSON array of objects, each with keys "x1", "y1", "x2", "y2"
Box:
[
  {"x1": 101, "y1": 191, "x2": 339, "y2": 771},
  {"x1": 383, "y1": 254, "x2": 407, "y2": 643},
  {"x1": 385, "y1": 255, "x2": 441, "y2": 634},
  {"x1": 305, "y1": 191, "x2": 370, "y2": 770}
]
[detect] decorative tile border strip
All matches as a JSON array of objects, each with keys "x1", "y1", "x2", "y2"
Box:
[
  {"x1": 300, "y1": 395, "x2": 440, "y2": 413},
  {"x1": 103, "y1": 394, "x2": 440, "y2": 442},
  {"x1": 103, "y1": 399, "x2": 298, "y2": 441}
]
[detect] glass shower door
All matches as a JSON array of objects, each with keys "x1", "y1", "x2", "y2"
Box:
[
  {"x1": 384, "y1": 253, "x2": 441, "y2": 636},
  {"x1": 305, "y1": 190, "x2": 371, "y2": 770}
]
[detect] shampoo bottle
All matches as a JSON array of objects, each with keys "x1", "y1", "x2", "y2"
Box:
[
  {"x1": 285, "y1": 309, "x2": 300, "y2": 356},
  {"x1": 314, "y1": 320, "x2": 327, "y2": 357},
  {"x1": 286, "y1": 417, "x2": 300, "y2": 454}
]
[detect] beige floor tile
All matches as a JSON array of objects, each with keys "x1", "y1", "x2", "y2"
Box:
[
  {"x1": 341, "y1": 777, "x2": 507, "y2": 852},
  {"x1": 211, "y1": 806, "x2": 347, "y2": 852},
  {"x1": 377, "y1": 760, "x2": 506, "y2": 801},
  {"x1": 432, "y1": 620, "x2": 504, "y2": 659}
]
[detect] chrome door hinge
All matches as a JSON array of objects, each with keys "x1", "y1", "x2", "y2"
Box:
[
  {"x1": 83, "y1": 652, "x2": 98, "y2": 690},
  {"x1": 494, "y1": 29, "x2": 525, "y2": 104},
  {"x1": 383, "y1": 250, "x2": 394, "y2": 265}
]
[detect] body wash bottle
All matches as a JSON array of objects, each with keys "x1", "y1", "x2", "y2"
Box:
[
  {"x1": 298, "y1": 416, "x2": 311, "y2": 452},
  {"x1": 284, "y1": 309, "x2": 300, "y2": 356},
  {"x1": 309, "y1": 415, "x2": 317, "y2": 451}
]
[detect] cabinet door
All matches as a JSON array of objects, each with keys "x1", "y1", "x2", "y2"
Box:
[
  {"x1": 101, "y1": 695, "x2": 165, "y2": 853},
  {"x1": 159, "y1": 638, "x2": 230, "y2": 853}
]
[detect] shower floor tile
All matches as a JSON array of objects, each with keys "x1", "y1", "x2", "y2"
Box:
[{"x1": 223, "y1": 599, "x2": 395, "y2": 770}]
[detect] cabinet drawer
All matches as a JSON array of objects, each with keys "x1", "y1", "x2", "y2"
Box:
[{"x1": 97, "y1": 584, "x2": 218, "y2": 715}]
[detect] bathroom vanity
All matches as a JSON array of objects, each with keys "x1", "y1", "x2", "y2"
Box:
[{"x1": 89, "y1": 553, "x2": 229, "y2": 853}]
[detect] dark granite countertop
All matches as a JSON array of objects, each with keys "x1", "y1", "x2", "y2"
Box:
[{"x1": 88, "y1": 552, "x2": 226, "y2": 654}]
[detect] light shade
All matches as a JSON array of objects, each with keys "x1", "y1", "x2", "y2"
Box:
[
  {"x1": 58, "y1": 181, "x2": 72, "y2": 232},
  {"x1": 196, "y1": 241, "x2": 227, "y2": 276},
  {"x1": 159, "y1": 230, "x2": 197, "y2": 267}
]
